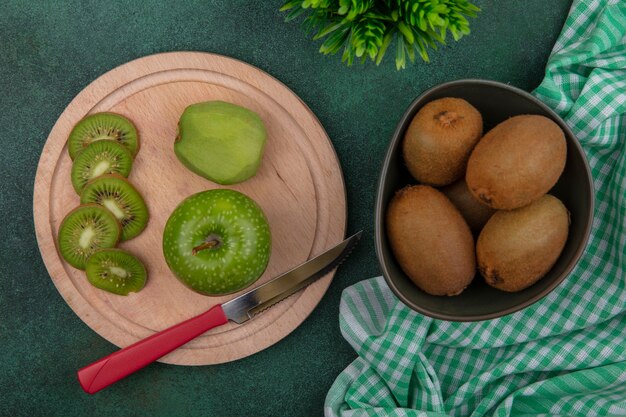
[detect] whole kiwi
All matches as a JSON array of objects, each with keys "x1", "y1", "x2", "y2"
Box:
[
  {"x1": 402, "y1": 97, "x2": 483, "y2": 186},
  {"x1": 477, "y1": 194, "x2": 570, "y2": 292},
  {"x1": 466, "y1": 115, "x2": 566, "y2": 210},
  {"x1": 442, "y1": 178, "x2": 495, "y2": 234},
  {"x1": 386, "y1": 185, "x2": 475, "y2": 296}
]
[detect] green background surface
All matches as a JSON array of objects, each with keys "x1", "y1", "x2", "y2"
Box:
[{"x1": 0, "y1": 1, "x2": 571, "y2": 416}]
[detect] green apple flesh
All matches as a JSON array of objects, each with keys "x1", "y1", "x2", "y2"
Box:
[
  {"x1": 174, "y1": 101, "x2": 267, "y2": 185},
  {"x1": 163, "y1": 189, "x2": 271, "y2": 295}
]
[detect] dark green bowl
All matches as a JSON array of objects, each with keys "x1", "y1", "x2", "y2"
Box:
[{"x1": 375, "y1": 79, "x2": 594, "y2": 321}]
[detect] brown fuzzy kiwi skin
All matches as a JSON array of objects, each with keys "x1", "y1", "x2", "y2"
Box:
[
  {"x1": 442, "y1": 178, "x2": 495, "y2": 234},
  {"x1": 402, "y1": 97, "x2": 483, "y2": 186},
  {"x1": 466, "y1": 115, "x2": 567, "y2": 210},
  {"x1": 477, "y1": 195, "x2": 570, "y2": 292},
  {"x1": 386, "y1": 185, "x2": 476, "y2": 296}
]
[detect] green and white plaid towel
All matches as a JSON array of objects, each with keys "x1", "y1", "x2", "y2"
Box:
[{"x1": 325, "y1": 1, "x2": 626, "y2": 416}]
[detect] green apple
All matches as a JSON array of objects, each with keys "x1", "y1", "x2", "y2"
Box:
[
  {"x1": 174, "y1": 101, "x2": 267, "y2": 185},
  {"x1": 162, "y1": 189, "x2": 271, "y2": 295}
]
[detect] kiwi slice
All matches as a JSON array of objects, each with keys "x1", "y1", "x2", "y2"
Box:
[
  {"x1": 68, "y1": 112, "x2": 139, "y2": 160},
  {"x1": 80, "y1": 174, "x2": 149, "y2": 240},
  {"x1": 80, "y1": 174, "x2": 149, "y2": 241},
  {"x1": 70, "y1": 140, "x2": 133, "y2": 194},
  {"x1": 58, "y1": 204, "x2": 121, "y2": 270},
  {"x1": 85, "y1": 248, "x2": 147, "y2": 295}
]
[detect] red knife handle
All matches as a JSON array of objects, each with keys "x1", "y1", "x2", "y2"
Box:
[{"x1": 77, "y1": 304, "x2": 228, "y2": 394}]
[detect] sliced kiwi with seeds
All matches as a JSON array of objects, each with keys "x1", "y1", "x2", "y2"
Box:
[
  {"x1": 68, "y1": 112, "x2": 139, "y2": 160},
  {"x1": 80, "y1": 174, "x2": 149, "y2": 241},
  {"x1": 85, "y1": 248, "x2": 147, "y2": 295},
  {"x1": 70, "y1": 140, "x2": 133, "y2": 194},
  {"x1": 57, "y1": 204, "x2": 121, "y2": 270}
]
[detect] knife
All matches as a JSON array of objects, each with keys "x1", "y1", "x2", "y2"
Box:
[{"x1": 77, "y1": 231, "x2": 362, "y2": 394}]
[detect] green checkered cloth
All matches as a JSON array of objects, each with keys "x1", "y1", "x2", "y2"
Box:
[{"x1": 325, "y1": 1, "x2": 626, "y2": 416}]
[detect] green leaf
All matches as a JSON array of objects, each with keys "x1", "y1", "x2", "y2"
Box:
[
  {"x1": 368, "y1": 45, "x2": 377, "y2": 60},
  {"x1": 450, "y1": 26, "x2": 460, "y2": 41},
  {"x1": 457, "y1": 15, "x2": 469, "y2": 26},
  {"x1": 285, "y1": 6, "x2": 310, "y2": 22},
  {"x1": 416, "y1": 37, "x2": 430, "y2": 62},
  {"x1": 405, "y1": 42, "x2": 416, "y2": 63},
  {"x1": 395, "y1": 37, "x2": 406, "y2": 70},
  {"x1": 314, "y1": 21, "x2": 348, "y2": 39},
  {"x1": 303, "y1": 10, "x2": 330, "y2": 33},
  {"x1": 355, "y1": 43, "x2": 366, "y2": 57},
  {"x1": 342, "y1": 33, "x2": 356, "y2": 65},
  {"x1": 375, "y1": 29, "x2": 394, "y2": 65},
  {"x1": 320, "y1": 27, "x2": 350, "y2": 54},
  {"x1": 339, "y1": 0, "x2": 350, "y2": 10},
  {"x1": 279, "y1": 0, "x2": 480, "y2": 70},
  {"x1": 430, "y1": 14, "x2": 445, "y2": 27},
  {"x1": 418, "y1": 16, "x2": 428, "y2": 31},
  {"x1": 433, "y1": 4, "x2": 448, "y2": 13},
  {"x1": 397, "y1": 22, "x2": 414, "y2": 44},
  {"x1": 422, "y1": 29, "x2": 439, "y2": 48},
  {"x1": 279, "y1": 0, "x2": 301, "y2": 12},
  {"x1": 439, "y1": 25, "x2": 447, "y2": 41}
]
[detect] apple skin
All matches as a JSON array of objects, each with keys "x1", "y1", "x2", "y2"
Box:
[{"x1": 163, "y1": 189, "x2": 271, "y2": 295}]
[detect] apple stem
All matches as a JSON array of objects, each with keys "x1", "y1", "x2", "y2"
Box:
[{"x1": 192, "y1": 240, "x2": 218, "y2": 255}]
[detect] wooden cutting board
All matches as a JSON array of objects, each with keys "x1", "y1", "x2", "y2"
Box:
[{"x1": 33, "y1": 52, "x2": 346, "y2": 365}]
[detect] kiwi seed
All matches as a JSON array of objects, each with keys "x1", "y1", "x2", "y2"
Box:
[
  {"x1": 70, "y1": 140, "x2": 133, "y2": 194},
  {"x1": 68, "y1": 112, "x2": 139, "y2": 160},
  {"x1": 80, "y1": 174, "x2": 149, "y2": 241},
  {"x1": 57, "y1": 204, "x2": 121, "y2": 270},
  {"x1": 85, "y1": 248, "x2": 147, "y2": 295}
]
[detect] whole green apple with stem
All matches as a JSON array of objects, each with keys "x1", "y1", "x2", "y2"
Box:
[{"x1": 163, "y1": 189, "x2": 271, "y2": 295}]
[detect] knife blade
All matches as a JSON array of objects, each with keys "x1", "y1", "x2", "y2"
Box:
[
  {"x1": 223, "y1": 230, "x2": 362, "y2": 323},
  {"x1": 77, "y1": 231, "x2": 362, "y2": 394}
]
